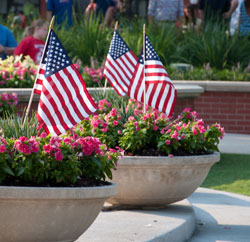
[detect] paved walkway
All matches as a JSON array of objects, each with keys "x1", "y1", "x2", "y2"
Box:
[
  {"x1": 76, "y1": 133, "x2": 250, "y2": 242},
  {"x1": 188, "y1": 188, "x2": 250, "y2": 242},
  {"x1": 218, "y1": 133, "x2": 250, "y2": 155}
]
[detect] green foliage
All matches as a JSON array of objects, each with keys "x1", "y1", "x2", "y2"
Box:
[
  {"x1": 0, "y1": 112, "x2": 40, "y2": 138},
  {"x1": 168, "y1": 63, "x2": 250, "y2": 81},
  {"x1": 57, "y1": 14, "x2": 112, "y2": 66},
  {"x1": 174, "y1": 25, "x2": 250, "y2": 69},
  {"x1": 0, "y1": 92, "x2": 17, "y2": 115}
]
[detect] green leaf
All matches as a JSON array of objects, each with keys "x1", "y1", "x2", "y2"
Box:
[
  {"x1": 17, "y1": 167, "x2": 25, "y2": 176},
  {"x1": 91, "y1": 157, "x2": 102, "y2": 167},
  {"x1": 3, "y1": 165, "x2": 15, "y2": 176}
]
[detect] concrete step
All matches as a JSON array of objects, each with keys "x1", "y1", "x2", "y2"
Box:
[{"x1": 76, "y1": 200, "x2": 195, "y2": 242}]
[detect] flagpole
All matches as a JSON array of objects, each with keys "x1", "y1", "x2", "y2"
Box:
[
  {"x1": 104, "y1": 21, "x2": 119, "y2": 95},
  {"x1": 143, "y1": 24, "x2": 146, "y2": 114},
  {"x1": 22, "y1": 16, "x2": 55, "y2": 127}
]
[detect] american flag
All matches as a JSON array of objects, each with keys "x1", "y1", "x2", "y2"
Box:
[
  {"x1": 128, "y1": 35, "x2": 176, "y2": 116},
  {"x1": 103, "y1": 30, "x2": 137, "y2": 96},
  {"x1": 36, "y1": 29, "x2": 97, "y2": 136}
]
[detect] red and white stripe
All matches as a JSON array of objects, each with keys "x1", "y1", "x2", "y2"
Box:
[
  {"x1": 37, "y1": 64, "x2": 97, "y2": 136},
  {"x1": 129, "y1": 59, "x2": 176, "y2": 116},
  {"x1": 103, "y1": 50, "x2": 137, "y2": 96},
  {"x1": 34, "y1": 64, "x2": 45, "y2": 95}
]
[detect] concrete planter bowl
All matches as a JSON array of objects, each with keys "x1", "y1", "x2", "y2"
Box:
[
  {"x1": 108, "y1": 153, "x2": 220, "y2": 207},
  {"x1": 0, "y1": 183, "x2": 116, "y2": 242}
]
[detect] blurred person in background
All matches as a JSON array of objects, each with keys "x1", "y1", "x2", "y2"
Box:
[
  {"x1": 184, "y1": 0, "x2": 201, "y2": 27},
  {"x1": 14, "y1": 19, "x2": 48, "y2": 64},
  {"x1": 229, "y1": 0, "x2": 243, "y2": 35},
  {"x1": 199, "y1": 0, "x2": 232, "y2": 27},
  {"x1": 147, "y1": 0, "x2": 185, "y2": 28},
  {"x1": 0, "y1": 23, "x2": 17, "y2": 60},
  {"x1": 85, "y1": 0, "x2": 120, "y2": 27},
  {"x1": 46, "y1": 0, "x2": 73, "y2": 28},
  {"x1": 238, "y1": 0, "x2": 250, "y2": 36},
  {"x1": 11, "y1": 10, "x2": 28, "y2": 29}
]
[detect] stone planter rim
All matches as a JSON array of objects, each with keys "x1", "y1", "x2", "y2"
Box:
[
  {"x1": 0, "y1": 183, "x2": 117, "y2": 200},
  {"x1": 118, "y1": 152, "x2": 220, "y2": 166}
]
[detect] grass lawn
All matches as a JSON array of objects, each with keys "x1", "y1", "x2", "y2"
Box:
[{"x1": 201, "y1": 153, "x2": 250, "y2": 196}]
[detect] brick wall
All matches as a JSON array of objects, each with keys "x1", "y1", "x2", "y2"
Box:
[
  {"x1": 193, "y1": 92, "x2": 250, "y2": 134},
  {"x1": 173, "y1": 81, "x2": 250, "y2": 135}
]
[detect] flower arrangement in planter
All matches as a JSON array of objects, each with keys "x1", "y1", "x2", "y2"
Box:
[
  {"x1": 0, "y1": 92, "x2": 18, "y2": 115},
  {"x1": 0, "y1": 56, "x2": 37, "y2": 88},
  {"x1": 0, "y1": 117, "x2": 121, "y2": 242},
  {"x1": 74, "y1": 99, "x2": 224, "y2": 157},
  {"x1": 73, "y1": 98, "x2": 225, "y2": 207},
  {"x1": 0, "y1": 132, "x2": 121, "y2": 186}
]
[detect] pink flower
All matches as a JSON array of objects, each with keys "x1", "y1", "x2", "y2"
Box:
[
  {"x1": 153, "y1": 126, "x2": 159, "y2": 131},
  {"x1": 117, "y1": 130, "x2": 122, "y2": 135},
  {"x1": 43, "y1": 145, "x2": 52, "y2": 153},
  {"x1": 133, "y1": 122, "x2": 138, "y2": 127},
  {"x1": 191, "y1": 111, "x2": 198, "y2": 118},
  {"x1": 128, "y1": 116, "x2": 135, "y2": 122},
  {"x1": 183, "y1": 108, "x2": 191, "y2": 112},
  {"x1": 40, "y1": 132, "x2": 47, "y2": 138},
  {"x1": 171, "y1": 130, "x2": 179, "y2": 140},
  {"x1": 160, "y1": 128, "x2": 165, "y2": 134},
  {"x1": 102, "y1": 122, "x2": 108, "y2": 128},
  {"x1": 18, "y1": 136, "x2": 28, "y2": 142},
  {"x1": 55, "y1": 151, "x2": 63, "y2": 161},
  {"x1": 192, "y1": 127, "x2": 198, "y2": 135},
  {"x1": 181, "y1": 134, "x2": 185, "y2": 139},
  {"x1": 113, "y1": 120, "x2": 118, "y2": 126},
  {"x1": 0, "y1": 144, "x2": 6, "y2": 153},
  {"x1": 31, "y1": 145, "x2": 39, "y2": 153},
  {"x1": 168, "y1": 154, "x2": 174, "y2": 158},
  {"x1": 136, "y1": 126, "x2": 140, "y2": 131},
  {"x1": 165, "y1": 140, "x2": 171, "y2": 145},
  {"x1": 101, "y1": 128, "x2": 108, "y2": 132}
]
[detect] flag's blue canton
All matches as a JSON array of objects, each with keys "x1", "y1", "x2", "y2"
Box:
[
  {"x1": 145, "y1": 35, "x2": 160, "y2": 61},
  {"x1": 137, "y1": 35, "x2": 160, "y2": 65},
  {"x1": 109, "y1": 30, "x2": 129, "y2": 60},
  {"x1": 138, "y1": 51, "x2": 144, "y2": 64},
  {"x1": 44, "y1": 30, "x2": 72, "y2": 78}
]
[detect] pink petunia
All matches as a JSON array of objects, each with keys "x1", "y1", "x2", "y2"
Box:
[
  {"x1": 165, "y1": 140, "x2": 171, "y2": 145},
  {"x1": 128, "y1": 116, "x2": 135, "y2": 122},
  {"x1": 192, "y1": 126, "x2": 198, "y2": 135},
  {"x1": 0, "y1": 144, "x2": 6, "y2": 153},
  {"x1": 55, "y1": 151, "x2": 63, "y2": 161},
  {"x1": 113, "y1": 120, "x2": 118, "y2": 126}
]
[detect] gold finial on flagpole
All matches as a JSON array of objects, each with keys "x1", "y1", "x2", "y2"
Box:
[
  {"x1": 114, "y1": 21, "x2": 118, "y2": 30},
  {"x1": 49, "y1": 16, "x2": 55, "y2": 30}
]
